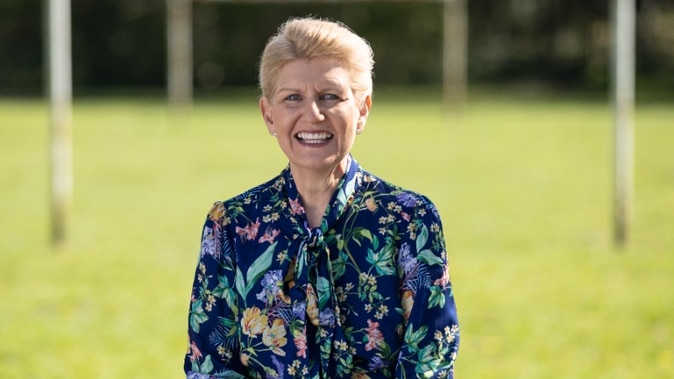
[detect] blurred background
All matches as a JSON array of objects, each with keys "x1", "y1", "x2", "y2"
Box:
[
  {"x1": 1, "y1": 1, "x2": 673, "y2": 379},
  {"x1": 2, "y1": 0, "x2": 674, "y2": 96}
]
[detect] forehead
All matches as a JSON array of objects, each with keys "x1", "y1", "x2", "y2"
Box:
[{"x1": 275, "y1": 57, "x2": 351, "y2": 90}]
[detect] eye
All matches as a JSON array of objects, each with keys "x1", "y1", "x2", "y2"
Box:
[
  {"x1": 320, "y1": 93, "x2": 342, "y2": 101},
  {"x1": 284, "y1": 94, "x2": 302, "y2": 102}
]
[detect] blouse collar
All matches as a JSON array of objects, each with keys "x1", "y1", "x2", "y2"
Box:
[{"x1": 283, "y1": 155, "x2": 360, "y2": 233}]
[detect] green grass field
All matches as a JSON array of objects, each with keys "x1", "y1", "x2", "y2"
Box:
[{"x1": 1, "y1": 88, "x2": 672, "y2": 378}]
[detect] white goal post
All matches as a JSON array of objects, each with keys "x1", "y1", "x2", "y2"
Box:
[{"x1": 166, "y1": 0, "x2": 468, "y2": 109}]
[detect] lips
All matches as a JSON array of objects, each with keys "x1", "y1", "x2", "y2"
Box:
[{"x1": 295, "y1": 132, "x2": 334, "y2": 144}]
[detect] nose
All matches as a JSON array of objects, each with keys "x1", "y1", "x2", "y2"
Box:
[{"x1": 305, "y1": 100, "x2": 325, "y2": 122}]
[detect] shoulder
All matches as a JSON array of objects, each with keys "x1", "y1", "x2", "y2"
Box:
[
  {"x1": 229, "y1": 174, "x2": 284, "y2": 205},
  {"x1": 359, "y1": 168, "x2": 439, "y2": 213},
  {"x1": 207, "y1": 174, "x2": 285, "y2": 226}
]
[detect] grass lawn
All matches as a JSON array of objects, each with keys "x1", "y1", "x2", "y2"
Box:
[{"x1": 1, "y1": 88, "x2": 672, "y2": 378}]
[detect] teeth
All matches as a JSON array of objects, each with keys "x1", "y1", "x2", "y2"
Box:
[{"x1": 296, "y1": 132, "x2": 333, "y2": 143}]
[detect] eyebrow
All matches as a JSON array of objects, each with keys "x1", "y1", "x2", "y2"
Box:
[
  {"x1": 275, "y1": 87, "x2": 300, "y2": 94},
  {"x1": 275, "y1": 76, "x2": 348, "y2": 93},
  {"x1": 276, "y1": 83, "x2": 347, "y2": 94}
]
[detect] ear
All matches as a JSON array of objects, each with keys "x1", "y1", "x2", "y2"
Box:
[
  {"x1": 260, "y1": 96, "x2": 275, "y2": 135},
  {"x1": 357, "y1": 95, "x2": 372, "y2": 133}
]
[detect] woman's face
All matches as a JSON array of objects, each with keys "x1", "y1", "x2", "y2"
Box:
[{"x1": 260, "y1": 57, "x2": 371, "y2": 176}]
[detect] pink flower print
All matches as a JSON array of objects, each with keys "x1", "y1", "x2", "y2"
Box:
[
  {"x1": 189, "y1": 341, "x2": 203, "y2": 362},
  {"x1": 258, "y1": 228, "x2": 280, "y2": 244},
  {"x1": 434, "y1": 267, "x2": 451, "y2": 288},
  {"x1": 293, "y1": 327, "x2": 307, "y2": 358},
  {"x1": 365, "y1": 319, "x2": 384, "y2": 351},
  {"x1": 289, "y1": 198, "x2": 304, "y2": 216},
  {"x1": 236, "y1": 218, "x2": 260, "y2": 241}
]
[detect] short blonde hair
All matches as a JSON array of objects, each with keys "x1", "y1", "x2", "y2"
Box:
[{"x1": 258, "y1": 17, "x2": 374, "y2": 105}]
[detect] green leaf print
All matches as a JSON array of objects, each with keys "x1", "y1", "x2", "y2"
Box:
[
  {"x1": 404, "y1": 323, "x2": 428, "y2": 352},
  {"x1": 415, "y1": 223, "x2": 429, "y2": 252},
  {"x1": 332, "y1": 252, "x2": 346, "y2": 279},
  {"x1": 213, "y1": 275, "x2": 237, "y2": 310},
  {"x1": 358, "y1": 228, "x2": 373, "y2": 243},
  {"x1": 418, "y1": 249, "x2": 443, "y2": 267},
  {"x1": 234, "y1": 267, "x2": 246, "y2": 300},
  {"x1": 316, "y1": 276, "x2": 331, "y2": 307},
  {"x1": 415, "y1": 345, "x2": 438, "y2": 375},
  {"x1": 190, "y1": 299, "x2": 208, "y2": 333},
  {"x1": 366, "y1": 247, "x2": 395, "y2": 276},
  {"x1": 428, "y1": 285, "x2": 446, "y2": 309},
  {"x1": 235, "y1": 242, "x2": 276, "y2": 301},
  {"x1": 247, "y1": 242, "x2": 276, "y2": 284},
  {"x1": 199, "y1": 354, "x2": 214, "y2": 373}
]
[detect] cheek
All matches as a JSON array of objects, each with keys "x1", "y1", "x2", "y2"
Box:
[
  {"x1": 335, "y1": 108, "x2": 361, "y2": 128},
  {"x1": 272, "y1": 110, "x2": 299, "y2": 129}
]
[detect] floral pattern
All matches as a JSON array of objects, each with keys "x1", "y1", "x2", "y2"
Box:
[{"x1": 184, "y1": 156, "x2": 459, "y2": 379}]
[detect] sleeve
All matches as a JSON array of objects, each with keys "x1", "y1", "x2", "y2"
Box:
[
  {"x1": 184, "y1": 202, "x2": 247, "y2": 379},
  {"x1": 395, "y1": 196, "x2": 459, "y2": 379}
]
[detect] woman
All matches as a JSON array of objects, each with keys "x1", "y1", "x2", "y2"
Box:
[{"x1": 184, "y1": 17, "x2": 459, "y2": 379}]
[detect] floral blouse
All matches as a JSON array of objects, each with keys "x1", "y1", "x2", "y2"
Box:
[{"x1": 184, "y1": 156, "x2": 459, "y2": 379}]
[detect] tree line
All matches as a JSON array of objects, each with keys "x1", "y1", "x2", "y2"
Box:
[{"x1": 1, "y1": 0, "x2": 673, "y2": 95}]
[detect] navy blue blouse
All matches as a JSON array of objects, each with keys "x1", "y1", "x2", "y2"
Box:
[{"x1": 185, "y1": 157, "x2": 459, "y2": 379}]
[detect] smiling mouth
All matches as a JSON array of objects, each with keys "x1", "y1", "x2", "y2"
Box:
[{"x1": 296, "y1": 132, "x2": 334, "y2": 144}]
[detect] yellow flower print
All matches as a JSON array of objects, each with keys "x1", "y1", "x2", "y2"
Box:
[
  {"x1": 367, "y1": 275, "x2": 377, "y2": 286},
  {"x1": 363, "y1": 173, "x2": 376, "y2": 183},
  {"x1": 241, "y1": 307, "x2": 268, "y2": 337},
  {"x1": 263, "y1": 318, "x2": 288, "y2": 356},
  {"x1": 240, "y1": 352, "x2": 250, "y2": 366},
  {"x1": 334, "y1": 340, "x2": 349, "y2": 351},
  {"x1": 287, "y1": 360, "x2": 301, "y2": 375},
  {"x1": 365, "y1": 197, "x2": 377, "y2": 212},
  {"x1": 208, "y1": 202, "x2": 225, "y2": 222},
  {"x1": 375, "y1": 304, "x2": 389, "y2": 319},
  {"x1": 205, "y1": 294, "x2": 216, "y2": 312},
  {"x1": 306, "y1": 283, "x2": 319, "y2": 326},
  {"x1": 401, "y1": 290, "x2": 414, "y2": 321}
]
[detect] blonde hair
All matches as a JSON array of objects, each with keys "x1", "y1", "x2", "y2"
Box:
[{"x1": 258, "y1": 17, "x2": 374, "y2": 105}]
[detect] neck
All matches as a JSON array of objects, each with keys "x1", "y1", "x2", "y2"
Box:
[{"x1": 290, "y1": 160, "x2": 347, "y2": 228}]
